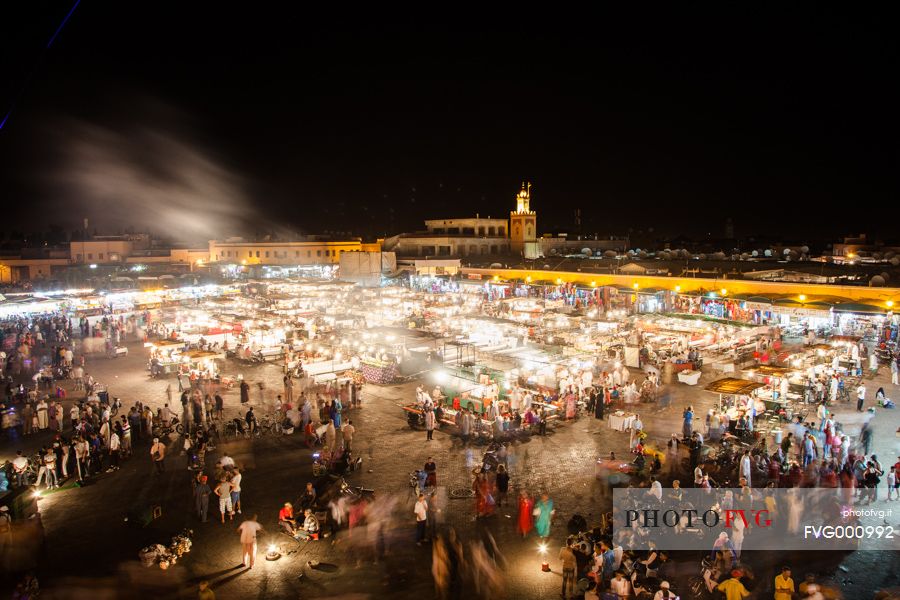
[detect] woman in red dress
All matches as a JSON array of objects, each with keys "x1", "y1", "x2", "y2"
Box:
[
  {"x1": 516, "y1": 489, "x2": 534, "y2": 536},
  {"x1": 473, "y1": 472, "x2": 495, "y2": 517}
]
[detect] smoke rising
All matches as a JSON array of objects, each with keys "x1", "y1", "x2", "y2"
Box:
[{"x1": 46, "y1": 111, "x2": 261, "y2": 243}]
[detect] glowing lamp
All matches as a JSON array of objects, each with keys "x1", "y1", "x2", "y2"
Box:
[
  {"x1": 266, "y1": 543, "x2": 281, "y2": 561},
  {"x1": 720, "y1": 288, "x2": 727, "y2": 296},
  {"x1": 674, "y1": 285, "x2": 681, "y2": 292},
  {"x1": 888, "y1": 300, "x2": 895, "y2": 308},
  {"x1": 525, "y1": 276, "x2": 532, "y2": 283},
  {"x1": 538, "y1": 543, "x2": 550, "y2": 571},
  {"x1": 799, "y1": 294, "x2": 806, "y2": 302},
  {"x1": 556, "y1": 278, "x2": 563, "y2": 285},
  {"x1": 632, "y1": 282, "x2": 639, "y2": 289},
  {"x1": 590, "y1": 281, "x2": 596, "y2": 287}
]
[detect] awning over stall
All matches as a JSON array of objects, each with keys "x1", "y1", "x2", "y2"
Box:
[{"x1": 704, "y1": 378, "x2": 766, "y2": 395}]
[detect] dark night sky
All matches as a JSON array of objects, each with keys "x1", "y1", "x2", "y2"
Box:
[{"x1": 1, "y1": 3, "x2": 897, "y2": 243}]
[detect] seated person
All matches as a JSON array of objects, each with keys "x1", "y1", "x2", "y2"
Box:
[
  {"x1": 295, "y1": 508, "x2": 320, "y2": 540},
  {"x1": 279, "y1": 502, "x2": 297, "y2": 534},
  {"x1": 331, "y1": 449, "x2": 352, "y2": 475},
  {"x1": 299, "y1": 482, "x2": 317, "y2": 510}
]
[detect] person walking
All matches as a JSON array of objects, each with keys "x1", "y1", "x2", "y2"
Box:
[
  {"x1": 802, "y1": 434, "x2": 816, "y2": 468},
  {"x1": 107, "y1": 430, "x2": 121, "y2": 471},
  {"x1": 857, "y1": 383, "x2": 866, "y2": 412},
  {"x1": 739, "y1": 452, "x2": 751, "y2": 487},
  {"x1": 666, "y1": 434, "x2": 680, "y2": 475},
  {"x1": 36, "y1": 398, "x2": 49, "y2": 430},
  {"x1": 150, "y1": 437, "x2": 166, "y2": 473},
  {"x1": 236, "y1": 515, "x2": 263, "y2": 569},
  {"x1": 682, "y1": 406, "x2": 694, "y2": 440},
  {"x1": 517, "y1": 490, "x2": 534, "y2": 537},
  {"x1": 195, "y1": 475, "x2": 212, "y2": 522},
  {"x1": 414, "y1": 493, "x2": 428, "y2": 546},
  {"x1": 629, "y1": 414, "x2": 643, "y2": 450},
  {"x1": 283, "y1": 375, "x2": 294, "y2": 405},
  {"x1": 341, "y1": 419, "x2": 355, "y2": 451},
  {"x1": 424, "y1": 405, "x2": 435, "y2": 441},
  {"x1": 495, "y1": 465, "x2": 509, "y2": 507},
  {"x1": 533, "y1": 493, "x2": 554, "y2": 541}
]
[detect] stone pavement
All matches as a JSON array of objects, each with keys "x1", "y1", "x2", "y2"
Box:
[{"x1": 2, "y1": 339, "x2": 900, "y2": 598}]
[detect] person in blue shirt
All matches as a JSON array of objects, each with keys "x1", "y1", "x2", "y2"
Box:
[
  {"x1": 682, "y1": 406, "x2": 694, "y2": 440},
  {"x1": 601, "y1": 541, "x2": 616, "y2": 580}
]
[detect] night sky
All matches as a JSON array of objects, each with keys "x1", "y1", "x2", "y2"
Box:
[{"x1": 1, "y1": 3, "x2": 897, "y2": 243}]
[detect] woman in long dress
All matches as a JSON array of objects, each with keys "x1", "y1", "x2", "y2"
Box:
[
  {"x1": 516, "y1": 490, "x2": 533, "y2": 536},
  {"x1": 565, "y1": 392, "x2": 576, "y2": 420},
  {"x1": 473, "y1": 472, "x2": 495, "y2": 517},
  {"x1": 37, "y1": 399, "x2": 49, "y2": 429},
  {"x1": 48, "y1": 402, "x2": 59, "y2": 431},
  {"x1": 533, "y1": 493, "x2": 554, "y2": 539}
]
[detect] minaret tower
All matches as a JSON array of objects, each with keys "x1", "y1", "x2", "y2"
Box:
[{"x1": 509, "y1": 181, "x2": 536, "y2": 253}]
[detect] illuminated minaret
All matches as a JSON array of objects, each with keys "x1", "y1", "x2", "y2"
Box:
[{"x1": 509, "y1": 181, "x2": 536, "y2": 253}]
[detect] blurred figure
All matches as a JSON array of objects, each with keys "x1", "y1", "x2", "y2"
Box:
[
  {"x1": 432, "y1": 535, "x2": 450, "y2": 600},
  {"x1": 516, "y1": 490, "x2": 533, "y2": 537}
]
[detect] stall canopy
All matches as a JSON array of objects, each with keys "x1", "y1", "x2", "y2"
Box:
[
  {"x1": 829, "y1": 335, "x2": 862, "y2": 343},
  {"x1": 704, "y1": 378, "x2": 766, "y2": 395},
  {"x1": 182, "y1": 350, "x2": 225, "y2": 361},
  {"x1": 748, "y1": 365, "x2": 792, "y2": 376}
]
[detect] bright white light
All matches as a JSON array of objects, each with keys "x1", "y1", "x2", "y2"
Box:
[
  {"x1": 435, "y1": 370, "x2": 447, "y2": 383},
  {"x1": 89, "y1": 264, "x2": 97, "y2": 269},
  {"x1": 538, "y1": 543, "x2": 548, "y2": 554},
  {"x1": 267, "y1": 544, "x2": 278, "y2": 553},
  {"x1": 33, "y1": 491, "x2": 42, "y2": 499}
]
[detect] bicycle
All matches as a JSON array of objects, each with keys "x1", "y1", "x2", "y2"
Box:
[
  {"x1": 223, "y1": 419, "x2": 249, "y2": 439},
  {"x1": 256, "y1": 414, "x2": 282, "y2": 437}
]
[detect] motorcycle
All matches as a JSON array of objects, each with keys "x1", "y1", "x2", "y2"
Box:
[
  {"x1": 687, "y1": 557, "x2": 717, "y2": 599},
  {"x1": 337, "y1": 477, "x2": 374, "y2": 501},
  {"x1": 153, "y1": 416, "x2": 184, "y2": 439}
]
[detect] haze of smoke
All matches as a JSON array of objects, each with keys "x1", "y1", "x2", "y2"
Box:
[{"x1": 49, "y1": 118, "x2": 259, "y2": 243}]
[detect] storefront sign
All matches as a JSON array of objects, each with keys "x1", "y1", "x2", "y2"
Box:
[
  {"x1": 744, "y1": 301, "x2": 772, "y2": 311},
  {"x1": 467, "y1": 273, "x2": 483, "y2": 280},
  {"x1": 775, "y1": 306, "x2": 831, "y2": 318}
]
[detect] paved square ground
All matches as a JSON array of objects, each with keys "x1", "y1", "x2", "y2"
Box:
[{"x1": 2, "y1": 340, "x2": 899, "y2": 598}]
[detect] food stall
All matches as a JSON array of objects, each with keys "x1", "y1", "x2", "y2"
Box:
[
  {"x1": 704, "y1": 377, "x2": 769, "y2": 439},
  {"x1": 146, "y1": 339, "x2": 188, "y2": 374}
]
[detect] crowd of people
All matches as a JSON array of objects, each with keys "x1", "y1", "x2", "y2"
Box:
[{"x1": 2, "y1": 304, "x2": 898, "y2": 600}]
